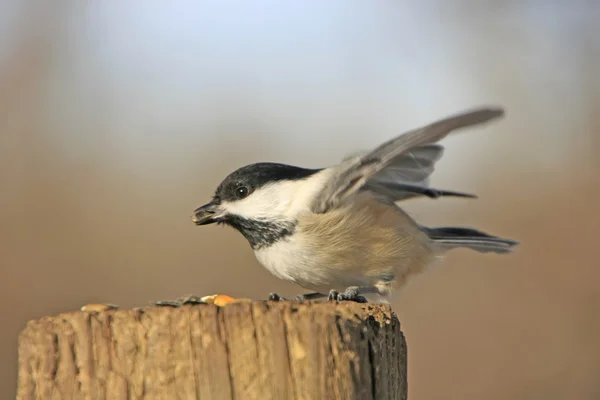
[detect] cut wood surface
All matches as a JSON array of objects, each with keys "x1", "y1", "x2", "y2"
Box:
[{"x1": 17, "y1": 301, "x2": 407, "y2": 400}]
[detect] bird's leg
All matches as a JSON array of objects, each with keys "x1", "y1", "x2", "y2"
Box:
[
  {"x1": 327, "y1": 286, "x2": 368, "y2": 303},
  {"x1": 154, "y1": 295, "x2": 206, "y2": 307},
  {"x1": 268, "y1": 292, "x2": 326, "y2": 302}
]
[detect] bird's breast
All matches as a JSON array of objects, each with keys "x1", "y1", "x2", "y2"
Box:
[{"x1": 253, "y1": 193, "x2": 434, "y2": 292}]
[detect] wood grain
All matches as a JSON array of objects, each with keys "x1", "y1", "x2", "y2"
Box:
[{"x1": 17, "y1": 302, "x2": 407, "y2": 400}]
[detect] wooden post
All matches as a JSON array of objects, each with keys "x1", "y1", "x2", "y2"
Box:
[{"x1": 17, "y1": 302, "x2": 407, "y2": 400}]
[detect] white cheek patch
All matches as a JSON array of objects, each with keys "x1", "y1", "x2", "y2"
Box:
[
  {"x1": 221, "y1": 184, "x2": 291, "y2": 220},
  {"x1": 221, "y1": 169, "x2": 333, "y2": 220}
]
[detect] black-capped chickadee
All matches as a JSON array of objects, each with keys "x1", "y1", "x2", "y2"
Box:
[{"x1": 192, "y1": 107, "x2": 518, "y2": 303}]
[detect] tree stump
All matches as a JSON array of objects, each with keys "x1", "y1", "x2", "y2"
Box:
[{"x1": 17, "y1": 301, "x2": 407, "y2": 400}]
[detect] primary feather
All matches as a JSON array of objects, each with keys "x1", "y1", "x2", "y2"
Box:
[
  {"x1": 352, "y1": 144, "x2": 476, "y2": 201},
  {"x1": 311, "y1": 107, "x2": 505, "y2": 213},
  {"x1": 371, "y1": 144, "x2": 444, "y2": 185}
]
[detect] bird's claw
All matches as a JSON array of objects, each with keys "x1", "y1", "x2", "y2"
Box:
[{"x1": 328, "y1": 286, "x2": 368, "y2": 303}]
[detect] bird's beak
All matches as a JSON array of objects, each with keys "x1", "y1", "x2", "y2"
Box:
[{"x1": 192, "y1": 201, "x2": 221, "y2": 225}]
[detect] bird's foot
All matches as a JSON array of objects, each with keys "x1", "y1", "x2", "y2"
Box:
[
  {"x1": 268, "y1": 292, "x2": 326, "y2": 302},
  {"x1": 328, "y1": 286, "x2": 368, "y2": 303},
  {"x1": 154, "y1": 295, "x2": 206, "y2": 307}
]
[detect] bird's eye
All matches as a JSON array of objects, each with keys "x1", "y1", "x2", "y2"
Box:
[{"x1": 235, "y1": 186, "x2": 249, "y2": 199}]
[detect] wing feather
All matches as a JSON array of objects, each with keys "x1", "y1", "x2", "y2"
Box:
[
  {"x1": 371, "y1": 144, "x2": 444, "y2": 185},
  {"x1": 311, "y1": 107, "x2": 504, "y2": 213},
  {"x1": 363, "y1": 181, "x2": 476, "y2": 202}
]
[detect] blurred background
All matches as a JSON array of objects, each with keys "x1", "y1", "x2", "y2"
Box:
[{"x1": 1, "y1": 1, "x2": 599, "y2": 399}]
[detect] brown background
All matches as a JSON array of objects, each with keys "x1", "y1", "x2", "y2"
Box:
[{"x1": 1, "y1": 1, "x2": 599, "y2": 399}]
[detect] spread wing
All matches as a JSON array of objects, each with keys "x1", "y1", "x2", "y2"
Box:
[
  {"x1": 310, "y1": 107, "x2": 505, "y2": 213},
  {"x1": 361, "y1": 144, "x2": 475, "y2": 201}
]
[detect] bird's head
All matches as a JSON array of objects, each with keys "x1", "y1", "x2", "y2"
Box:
[{"x1": 192, "y1": 162, "x2": 325, "y2": 248}]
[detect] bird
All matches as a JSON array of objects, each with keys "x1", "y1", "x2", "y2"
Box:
[{"x1": 189, "y1": 107, "x2": 518, "y2": 304}]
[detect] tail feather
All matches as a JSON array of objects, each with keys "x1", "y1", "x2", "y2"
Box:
[{"x1": 424, "y1": 226, "x2": 519, "y2": 254}]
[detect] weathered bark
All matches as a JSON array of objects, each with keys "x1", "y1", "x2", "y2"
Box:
[{"x1": 17, "y1": 301, "x2": 407, "y2": 400}]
